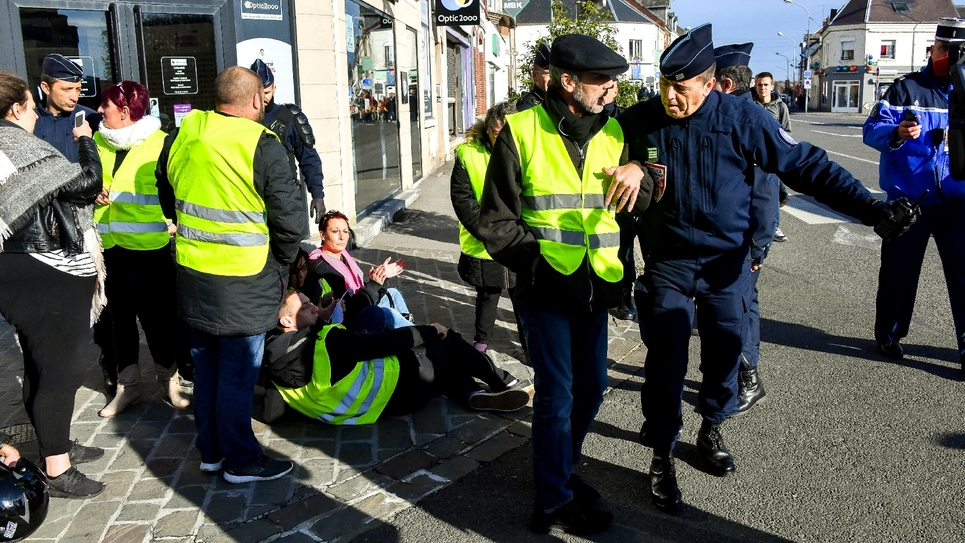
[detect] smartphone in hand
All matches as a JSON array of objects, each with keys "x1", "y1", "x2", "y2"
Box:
[{"x1": 74, "y1": 110, "x2": 86, "y2": 129}]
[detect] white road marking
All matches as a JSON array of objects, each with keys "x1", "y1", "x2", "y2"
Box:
[
  {"x1": 812, "y1": 129, "x2": 863, "y2": 138},
  {"x1": 832, "y1": 225, "x2": 881, "y2": 250},
  {"x1": 782, "y1": 196, "x2": 857, "y2": 225},
  {"x1": 824, "y1": 149, "x2": 881, "y2": 168}
]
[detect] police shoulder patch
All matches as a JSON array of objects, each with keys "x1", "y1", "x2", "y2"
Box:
[
  {"x1": 779, "y1": 128, "x2": 797, "y2": 146},
  {"x1": 870, "y1": 103, "x2": 880, "y2": 118}
]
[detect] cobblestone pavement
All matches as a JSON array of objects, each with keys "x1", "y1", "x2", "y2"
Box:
[{"x1": 0, "y1": 160, "x2": 648, "y2": 542}]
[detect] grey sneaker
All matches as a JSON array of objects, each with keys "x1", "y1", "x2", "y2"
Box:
[
  {"x1": 223, "y1": 455, "x2": 293, "y2": 484},
  {"x1": 773, "y1": 227, "x2": 788, "y2": 242},
  {"x1": 200, "y1": 459, "x2": 224, "y2": 472},
  {"x1": 45, "y1": 466, "x2": 105, "y2": 498}
]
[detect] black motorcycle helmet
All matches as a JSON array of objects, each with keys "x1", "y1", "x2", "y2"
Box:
[{"x1": 0, "y1": 459, "x2": 49, "y2": 541}]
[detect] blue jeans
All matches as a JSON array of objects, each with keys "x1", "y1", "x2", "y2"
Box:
[
  {"x1": 740, "y1": 264, "x2": 762, "y2": 370},
  {"x1": 377, "y1": 287, "x2": 410, "y2": 315},
  {"x1": 519, "y1": 306, "x2": 608, "y2": 510},
  {"x1": 189, "y1": 328, "x2": 265, "y2": 469},
  {"x1": 350, "y1": 305, "x2": 413, "y2": 333}
]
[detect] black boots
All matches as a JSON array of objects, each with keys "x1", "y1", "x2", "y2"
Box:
[
  {"x1": 649, "y1": 451, "x2": 681, "y2": 512},
  {"x1": 737, "y1": 368, "x2": 766, "y2": 413},
  {"x1": 98, "y1": 354, "x2": 117, "y2": 396},
  {"x1": 696, "y1": 420, "x2": 735, "y2": 476}
]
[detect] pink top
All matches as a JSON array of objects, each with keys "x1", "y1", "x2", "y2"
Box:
[{"x1": 309, "y1": 248, "x2": 366, "y2": 294}]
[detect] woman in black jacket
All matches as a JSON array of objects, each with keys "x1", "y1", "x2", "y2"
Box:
[{"x1": 0, "y1": 71, "x2": 106, "y2": 498}]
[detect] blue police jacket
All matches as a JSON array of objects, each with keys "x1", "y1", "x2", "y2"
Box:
[
  {"x1": 264, "y1": 101, "x2": 325, "y2": 199},
  {"x1": 862, "y1": 65, "x2": 962, "y2": 206},
  {"x1": 620, "y1": 91, "x2": 874, "y2": 260},
  {"x1": 33, "y1": 104, "x2": 100, "y2": 164},
  {"x1": 736, "y1": 90, "x2": 779, "y2": 264}
]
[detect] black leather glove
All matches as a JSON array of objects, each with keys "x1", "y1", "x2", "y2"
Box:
[
  {"x1": 858, "y1": 197, "x2": 894, "y2": 227},
  {"x1": 873, "y1": 198, "x2": 920, "y2": 240},
  {"x1": 311, "y1": 198, "x2": 326, "y2": 225}
]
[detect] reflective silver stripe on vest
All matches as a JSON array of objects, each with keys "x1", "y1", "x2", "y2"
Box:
[
  {"x1": 109, "y1": 221, "x2": 169, "y2": 234},
  {"x1": 110, "y1": 191, "x2": 160, "y2": 206},
  {"x1": 341, "y1": 360, "x2": 386, "y2": 425},
  {"x1": 521, "y1": 193, "x2": 607, "y2": 211},
  {"x1": 588, "y1": 232, "x2": 620, "y2": 249},
  {"x1": 177, "y1": 224, "x2": 267, "y2": 247},
  {"x1": 530, "y1": 227, "x2": 585, "y2": 246},
  {"x1": 97, "y1": 223, "x2": 110, "y2": 234},
  {"x1": 318, "y1": 358, "x2": 386, "y2": 424},
  {"x1": 319, "y1": 364, "x2": 369, "y2": 422},
  {"x1": 175, "y1": 199, "x2": 266, "y2": 224}
]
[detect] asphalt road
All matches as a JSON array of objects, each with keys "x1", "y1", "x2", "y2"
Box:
[{"x1": 351, "y1": 111, "x2": 965, "y2": 543}]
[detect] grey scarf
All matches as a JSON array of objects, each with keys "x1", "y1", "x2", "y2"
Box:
[{"x1": 0, "y1": 122, "x2": 81, "y2": 250}]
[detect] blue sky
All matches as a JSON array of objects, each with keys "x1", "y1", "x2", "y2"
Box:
[{"x1": 669, "y1": 0, "x2": 838, "y2": 82}]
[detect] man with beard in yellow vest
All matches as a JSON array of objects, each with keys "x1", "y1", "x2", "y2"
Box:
[
  {"x1": 477, "y1": 34, "x2": 653, "y2": 534},
  {"x1": 155, "y1": 66, "x2": 307, "y2": 484}
]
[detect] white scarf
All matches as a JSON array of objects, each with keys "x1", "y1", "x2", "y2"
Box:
[{"x1": 97, "y1": 115, "x2": 162, "y2": 150}]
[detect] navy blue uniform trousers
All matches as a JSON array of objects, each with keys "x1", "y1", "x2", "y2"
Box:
[
  {"x1": 638, "y1": 251, "x2": 748, "y2": 451},
  {"x1": 875, "y1": 200, "x2": 965, "y2": 359}
]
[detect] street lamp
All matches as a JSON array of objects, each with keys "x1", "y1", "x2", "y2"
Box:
[
  {"x1": 777, "y1": 31, "x2": 798, "y2": 88},
  {"x1": 776, "y1": 52, "x2": 792, "y2": 92},
  {"x1": 784, "y1": 0, "x2": 814, "y2": 112}
]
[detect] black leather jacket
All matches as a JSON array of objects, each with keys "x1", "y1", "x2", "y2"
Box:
[{"x1": 3, "y1": 135, "x2": 103, "y2": 254}]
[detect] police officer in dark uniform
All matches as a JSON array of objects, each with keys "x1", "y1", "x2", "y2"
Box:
[
  {"x1": 516, "y1": 42, "x2": 551, "y2": 112},
  {"x1": 251, "y1": 59, "x2": 327, "y2": 227},
  {"x1": 620, "y1": 24, "x2": 895, "y2": 512},
  {"x1": 34, "y1": 53, "x2": 102, "y2": 163},
  {"x1": 713, "y1": 42, "x2": 777, "y2": 413}
]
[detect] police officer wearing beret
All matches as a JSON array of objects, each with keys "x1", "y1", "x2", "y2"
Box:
[
  {"x1": 713, "y1": 42, "x2": 777, "y2": 413},
  {"x1": 251, "y1": 59, "x2": 327, "y2": 228},
  {"x1": 620, "y1": 24, "x2": 896, "y2": 512},
  {"x1": 34, "y1": 54, "x2": 102, "y2": 164},
  {"x1": 478, "y1": 33, "x2": 650, "y2": 534},
  {"x1": 863, "y1": 18, "x2": 965, "y2": 371},
  {"x1": 516, "y1": 42, "x2": 551, "y2": 112}
]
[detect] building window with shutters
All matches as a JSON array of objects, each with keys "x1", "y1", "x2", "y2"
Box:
[
  {"x1": 629, "y1": 39, "x2": 643, "y2": 60},
  {"x1": 841, "y1": 38, "x2": 855, "y2": 61}
]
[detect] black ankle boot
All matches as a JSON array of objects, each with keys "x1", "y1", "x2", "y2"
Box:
[
  {"x1": 737, "y1": 368, "x2": 765, "y2": 413},
  {"x1": 99, "y1": 355, "x2": 117, "y2": 396},
  {"x1": 649, "y1": 451, "x2": 681, "y2": 512},
  {"x1": 696, "y1": 420, "x2": 735, "y2": 476}
]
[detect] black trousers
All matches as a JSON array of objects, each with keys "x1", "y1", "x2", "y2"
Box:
[
  {"x1": 93, "y1": 244, "x2": 188, "y2": 376},
  {"x1": 383, "y1": 330, "x2": 509, "y2": 415},
  {"x1": 0, "y1": 253, "x2": 94, "y2": 458}
]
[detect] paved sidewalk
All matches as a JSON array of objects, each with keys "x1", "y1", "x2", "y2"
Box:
[{"x1": 0, "y1": 159, "x2": 648, "y2": 542}]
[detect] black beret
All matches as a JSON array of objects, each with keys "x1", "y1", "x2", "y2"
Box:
[
  {"x1": 936, "y1": 17, "x2": 965, "y2": 41},
  {"x1": 250, "y1": 58, "x2": 275, "y2": 88},
  {"x1": 534, "y1": 42, "x2": 551, "y2": 68},
  {"x1": 714, "y1": 42, "x2": 753, "y2": 69},
  {"x1": 42, "y1": 54, "x2": 83, "y2": 83},
  {"x1": 550, "y1": 34, "x2": 628, "y2": 76},
  {"x1": 660, "y1": 23, "x2": 715, "y2": 82}
]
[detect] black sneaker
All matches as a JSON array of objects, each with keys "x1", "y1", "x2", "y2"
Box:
[
  {"x1": 45, "y1": 466, "x2": 105, "y2": 498},
  {"x1": 223, "y1": 455, "x2": 294, "y2": 484},
  {"x1": 569, "y1": 474, "x2": 602, "y2": 505},
  {"x1": 468, "y1": 389, "x2": 530, "y2": 412},
  {"x1": 529, "y1": 499, "x2": 613, "y2": 535},
  {"x1": 67, "y1": 440, "x2": 104, "y2": 465},
  {"x1": 878, "y1": 340, "x2": 903, "y2": 360}
]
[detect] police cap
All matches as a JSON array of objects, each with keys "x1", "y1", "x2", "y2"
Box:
[
  {"x1": 714, "y1": 42, "x2": 753, "y2": 69},
  {"x1": 936, "y1": 17, "x2": 965, "y2": 41},
  {"x1": 534, "y1": 42, "x2": 551, "y2": 68},
  {"x1": 660, "y1": 23, "x2": 715, "y2": 81},
  {"x1": 41, "y1": 54, "x2": 83, "y2": 83},
  {"x1": 250, "y1": 58, "x2": 275, "y2": 88},
  {"x1": 550, "y1": 34, "x2": 628, "y2": 76}
]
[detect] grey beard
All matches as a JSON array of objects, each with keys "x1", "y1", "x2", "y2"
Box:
[{"x1": 573, "y1": 82, "x2": 604, "y2": 115}]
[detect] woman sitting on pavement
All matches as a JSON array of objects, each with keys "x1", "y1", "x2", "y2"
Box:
[
  {"x1": 304, "y1": 210, "x2": 412, "y2": 328},
  {"x1": 0, "y1": 71, "x2": 106, "y2": 498},
  {"x1": 260, "y1": 290, "x2": 528, "y2": 424}
]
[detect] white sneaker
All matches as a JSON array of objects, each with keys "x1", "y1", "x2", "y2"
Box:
[
  {"x1": 773, "y1": 228, "x2": 788, "y2": 242},
  {"x1": 200, "y1": 459, "x2": 224, "y2": 472}
]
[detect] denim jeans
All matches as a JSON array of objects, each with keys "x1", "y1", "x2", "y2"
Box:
[
  {"x1": 350, "y1": 305, "x2": 413, "y2": 333},
  {"x1": 377, "y1": 287, "x2": 410, "y2": 315},
  {"x1": 740, "y1": 264, "x2": 762, "y2": 370},
  {"x1": 519, "y1": 306, "x2": 608, "y2": 510},
  {"x1": 189, "y1": 328, "x2": 265, "y2": 469}
]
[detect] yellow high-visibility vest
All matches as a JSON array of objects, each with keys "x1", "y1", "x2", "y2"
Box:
[
  {"x1": 454, "y1": 140, "x2": 492, "y2": 260},
  {"x1": 93, "y1": 129, "x2": 169, "y2": 250},
  {"x1": 167, "y1": 110, "x2": 273, "y2": 276},
  {"x1": 505, "y1": 105, "x2": 624, "y2": 282}
]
